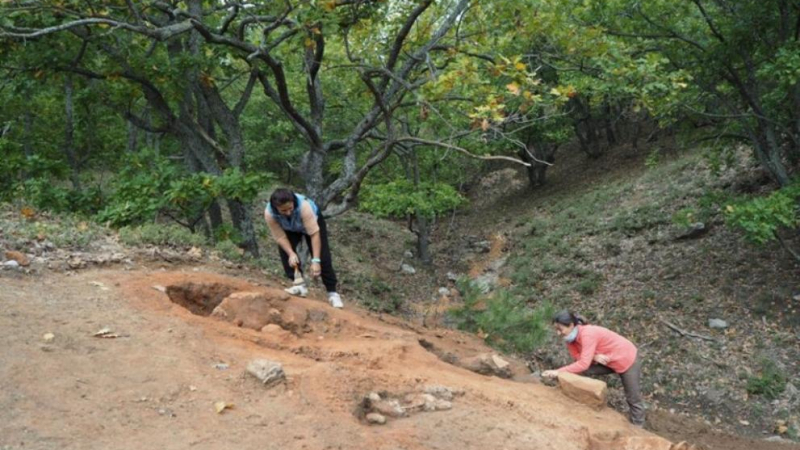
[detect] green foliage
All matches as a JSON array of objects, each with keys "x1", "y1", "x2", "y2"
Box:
[
  {"x1": 361, "y1": 179, "x2": 465, "y2": 219},
  {"x1": 98, "y1": 149, "x2": 270, "y2": 229},
  {"x1": 746, "y1": 359, "x2": 787, "y2": 400},
  {"x1": 449, "y1": 278, "x2": 554, "y2": 354},
  {"x1": 118, "y1": 223, "x2": 207, "y2": 248},
  {"x1": 724, "y1": 183, "x2": 800, "y2": 245},
  {"x1": 215, "y1": 239, "x2": 244, "y2": 261}
]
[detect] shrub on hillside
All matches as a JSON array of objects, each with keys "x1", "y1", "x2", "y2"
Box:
[{"x1": 449, "y1": 278, "x2": 553, "y2": 354}]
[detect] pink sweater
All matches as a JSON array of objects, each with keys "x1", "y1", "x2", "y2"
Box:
[{"x1": 559, "y1": 325, "x2": 638, "y2": 374}]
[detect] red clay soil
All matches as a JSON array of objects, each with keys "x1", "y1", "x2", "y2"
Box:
[{"x1": 1, "y1": 268, "x2": 797, "y2": 450}]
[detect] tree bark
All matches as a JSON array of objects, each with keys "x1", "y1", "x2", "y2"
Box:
[{"x1": 62, "y1": 75, "x2": 82, "y2": 191}]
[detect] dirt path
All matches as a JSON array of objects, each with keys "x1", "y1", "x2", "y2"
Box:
[{"x1": 1, "y1": 267, "x2": 797, "y2": 450}]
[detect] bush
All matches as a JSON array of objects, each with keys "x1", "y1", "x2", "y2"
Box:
[
  {"x1": 746, "y1": 359, "x2": 787, "y2": 400},
  {"x1": 449, "y1": 278, "x2": 554, "y2": 354},
  {"x1": 725, "y1": 183, "x2": 800, "y2": 245},
  {"x1": 118, "y1": 223, "x2": 207, "y2": 248}
]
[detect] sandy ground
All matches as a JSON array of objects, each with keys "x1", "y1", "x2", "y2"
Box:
[{"x1": 1, "y1": 266, "x2": 797, "y2": 450}]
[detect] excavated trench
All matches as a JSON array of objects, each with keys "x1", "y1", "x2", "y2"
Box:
[{"x1": 164, "y1": 282, "x2": 238, "y2": 316}]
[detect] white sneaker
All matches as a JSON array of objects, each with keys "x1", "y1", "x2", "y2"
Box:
[
  {"x1": 327, "y1": 292, "x2": 344, "y2": 309},
  {"x1": 284, "y1": 285, "x2": 308, "y2": 297}
]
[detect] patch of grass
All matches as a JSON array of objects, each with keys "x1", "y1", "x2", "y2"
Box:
[
  {"x1": 362, "y1": 294, "x2": 403, "y2": 313},
  {"x1": 119, "y1": 223, "x2": 207, "y2": 248},
  {"x1": 746, "y1": 359, "x2": 787, "y2": 400},
  {"x1": 214, "y1": 240, "x2": 244, "y2": 261},
  {"x1": 449, "y1": 279, "x2": 554, "y2": 354},
  {"x1": 2, "y1": 211, "x2": 109, "y2": 250},
  {"x1": 574, "y1": 277, "x2": 602, "y2": 295}
]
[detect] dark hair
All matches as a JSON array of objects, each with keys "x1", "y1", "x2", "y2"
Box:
[
  {"x1": 270, "y1": 188, "x2": 297, "y2": 212},
  {"x1": 552, "y1": 310, "x2": 587, "y2": 326}
]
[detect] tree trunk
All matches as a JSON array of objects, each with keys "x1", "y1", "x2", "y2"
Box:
[
  {"x1": 62, "y1": 75, "x2": 82, "y2": 191},
  {"x1": 415, "y1": 214, "x2": 432, "y2": 266}
]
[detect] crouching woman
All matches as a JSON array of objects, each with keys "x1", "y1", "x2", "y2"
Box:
[{"x1": 542, "y1": 310, "x2": 645, "y2": 426}]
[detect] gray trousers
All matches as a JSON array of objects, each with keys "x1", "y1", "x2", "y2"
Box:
[{"x1": 583, "y1": 356, "x2": 645, "y2": 425}]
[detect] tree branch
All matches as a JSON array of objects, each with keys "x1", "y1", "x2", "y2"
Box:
[{"x1": 395, "y1": 137, "x2": 531, "y2": 166}]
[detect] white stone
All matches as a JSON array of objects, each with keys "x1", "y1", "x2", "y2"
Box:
[
  {"x1": 708, "y1": 318, "x2": 728, "y2": 329},
  {"x1": 401, "y1": 264, "x2": 416, "y2": 275},
  {"x1": 246, "y1": 359, "x2": 285, "y2": 386}
]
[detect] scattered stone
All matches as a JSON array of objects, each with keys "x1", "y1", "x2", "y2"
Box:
[
  {"x1": 403, "y1": 250, "x2": 414, "y2": 259},
  {"x1": 151, "y1": 285, "x2": 167, "y2": 293},
  {"x1": 42, "y1": 333, "x2": 55, "y2": 343},
  {"x1": 473, "y1": 240, "x2": 491, "y2": 253},
  {"x1": 246, "y1": 359, "x2": 285, "y2": 387},
  {"x1": 438, "y1": 287, "x2": 450, "y2": 297},
  {"x1": 401, "y1": 264, "x2": 416, "y2": 275},
  {"x1": 4, "y1": 250, "x2": 30, "y2": 266},
  {"x1": 675, "y1": 222, "x2": 708, "y2": 240},
  {"x1": 370, "y1": 399, "x2": 406, "y2": 418},
  {"x1": 367, "y1": 392, "x2": 382, "y2": 402},
  {"x1": 459, "y1": 353, "x2": 513, "y2": 379},
  {"x1": 446, "y1": 272, "x2": 459, "y2": 282},
  {"x1": 423, "y1": 385, "x2": 463, "y2": 401},
  {"x1": 213, "y1": 363, "x2": 229, "y2": 370},
  {"x1": 365, "y1": 412, "x2": 386, "y2": 425},
  {"x1": 708, "y1": 318, "x2": 728, "y2": 329},
  {"x1": 3, "y1": 260, "x2": 20, "y2": 268},
  {"x1": 187, "y1": 247, "x2": 203, "y2": 259},
  {"x1": 557, "y1": 372, "x2": 608, "y2": 410}
]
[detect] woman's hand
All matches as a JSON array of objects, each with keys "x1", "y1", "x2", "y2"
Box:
[
  {"x1": 311, "y1": 262, "x2": 321, "y2": 277},
  {"x1": 593, "y1": 354, "x2": 610, "y2": 365},
  {"x1": 288, "y1": 253, "x2": 300, "y2": 268},
  {"x1": 542, "y1": 370, "x2": 559, "y2": 379}
]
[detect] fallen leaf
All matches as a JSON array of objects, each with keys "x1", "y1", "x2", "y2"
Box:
[{"x1": 214, "y1": 401, "x2": 234, "y2": 414}]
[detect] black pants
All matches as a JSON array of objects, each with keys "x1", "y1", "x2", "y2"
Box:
[
  {"x1": 583, "y1": 356, "x2": 645, "y2": 426},
  {"x1": 278, "y1": 215, "x2": 337, "y2": 293}
]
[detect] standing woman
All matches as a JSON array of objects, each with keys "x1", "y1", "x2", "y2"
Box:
[
  {"x1": 542, "y1": 310, "x2": 645, "y2": 426},
  {"x1": 264, "y1": 188, "x2": 344, "y2": 309}
]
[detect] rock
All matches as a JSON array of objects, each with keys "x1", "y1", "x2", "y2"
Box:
[
  {"x1": 246, "y1": 359, "x2": 285, "y2": 386},
  {"x1": 3, "y1": 260, "x2": 20, "y2": 268},
  {"x1": 4, "y1": 250, "x2": 30, "y2": 266},
  {"x1": 367, "y1": 392, "x2": 382, "y2": 402},
  {"x1": 764, "y1": 436, "x2": 794, "y2": 443},
  {"x1": 43, "y1": 333, "x2": 55, "y2": 343},
  {"x1": 212, "y1": 291, "x2": 308, "y2": 332},
  {"x1": 401, "y1": 264, "x2": 416, "y2": 275},
  {"x1": 557, "y1": 372, "x2": 608, "y2": 410},
  {"x1": 365, "y1": 413, "x2": 386, "y2": 425},
  {"x1": 446, "y1": 272, "x2": 459, "y2": 282},
  {"x1": 460, "y1": 353, "x2": 513, "y2": 379},
  {"x1": 187, "y1": 247, "x2": 203, "y2": 259},
  {"x1": 675, "y1": 222, "x2": 708, "y2": 240},
  {"x1": 424, "y1": 398, "x2": 452, "y2": 412},
  {"x1": 403, "y1": 250, "x2": 414, "y2": 259},
  {"x1": 708, "y1": 318, "x2": 728, "y2": 329},
  {"x1": 491, "y1": 354, "x2": 510, "y2": 370},
  {"x1": 423, "y1": 385, "x2": 463, "y2": 401},
  {"x1": 473, "y1": 240, "x2": 491, "y2": 253},
  {"x1": 370, "y1": 399, "x2": 406, "y2": 418},
  {"x1": 438, "y1": 287, "x2": 450, "y2": 297}
]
